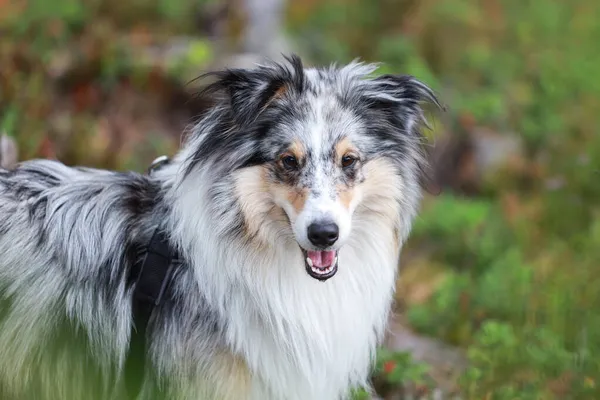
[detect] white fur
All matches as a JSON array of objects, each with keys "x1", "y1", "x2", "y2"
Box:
[{"x1": 160, "y1": 161, "x2": 406, "y2": 399}]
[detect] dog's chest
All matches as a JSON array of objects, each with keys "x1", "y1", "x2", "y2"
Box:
[{"x1": 226, "y1": 270, "x2": 395, "y2": 399}]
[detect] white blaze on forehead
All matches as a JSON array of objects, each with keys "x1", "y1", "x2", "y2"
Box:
[
  {"x1": 283, "y1": 74, "x2": 370, "y2": 250},
  {"x1": 308, "y1": 95, "x2": 332, "y2": 157},
  {"x1": 299, "y1": 92, "x2": 364, "y2": 187}
]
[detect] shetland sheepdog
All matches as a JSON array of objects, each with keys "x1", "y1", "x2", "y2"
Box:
[{"x1": 0, "y1": 55, "x2": 441, "y2": 399}]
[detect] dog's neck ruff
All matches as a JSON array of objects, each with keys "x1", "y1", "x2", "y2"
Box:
[{"x1": 161, "y1": 161, "x2": 406, "y2": 400}]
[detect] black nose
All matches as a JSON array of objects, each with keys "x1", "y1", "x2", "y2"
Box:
[{"x1": 307, "y1": 222, "x2": 339, "y2": 248}]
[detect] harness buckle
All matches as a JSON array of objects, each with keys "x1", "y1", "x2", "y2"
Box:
[{"x1": 147, "y1": 155, "x2": 170, "y2": 175}]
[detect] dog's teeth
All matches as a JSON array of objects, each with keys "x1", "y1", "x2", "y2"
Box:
[
  {"x1": 334, "y1": 256, "x2": 338, "y2": 265},
  {"x1": 306, "y1": 257, "x2": 313, "y2": 267}
]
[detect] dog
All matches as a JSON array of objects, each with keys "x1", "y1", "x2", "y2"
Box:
[{"x1": 0, "y1": 55, "x2": 441, "y2": 400}]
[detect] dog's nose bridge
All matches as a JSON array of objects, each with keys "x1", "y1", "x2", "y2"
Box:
[{"x1": 304, "y1": 191, "x2": 341, "y2": 221}]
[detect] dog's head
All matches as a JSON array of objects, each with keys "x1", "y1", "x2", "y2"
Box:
[{"x1": 184, "y1": 56, "x2": 441, "y2": 281}]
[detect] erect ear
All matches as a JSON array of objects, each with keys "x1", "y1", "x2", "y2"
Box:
[
  {"x1": 198, "y1": 55, "x2": 306, "y2": 127},
  {"x1": 362, "y1": 74, "x2": 444, "y2": 133}
]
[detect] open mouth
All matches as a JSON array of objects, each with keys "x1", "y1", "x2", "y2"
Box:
[{"x1": 302, "y1": 249, "x2": 339, "y2": 281}]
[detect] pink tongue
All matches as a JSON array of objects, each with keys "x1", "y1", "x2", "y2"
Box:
[{"x1": 307, "y1": 250, "x2": 336, "y2": 268}]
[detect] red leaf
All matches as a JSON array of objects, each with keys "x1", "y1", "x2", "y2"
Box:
[{"x1": 383, "y1": 361, "x2": 396, "y2": 374}]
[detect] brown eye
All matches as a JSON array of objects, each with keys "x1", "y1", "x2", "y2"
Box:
[
  {"x1": 341, "y1": 154, "x2": 357, "y2": 169},
  {"x1": 281, "y1": 155, "x2": 299, "y2": 170}
]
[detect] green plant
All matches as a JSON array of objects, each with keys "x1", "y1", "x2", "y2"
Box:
[
  {"x1": 350, "y1": 348, "x2": 434, "y2": 399},
  {"x1": 459, "y1": 321, "x2": 599, "y2": 399},
  {"x1": 373, "y1": 348, "x2": 432, "y2": 388}
]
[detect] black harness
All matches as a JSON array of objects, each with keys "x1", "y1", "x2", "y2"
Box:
[{"x1": 124, "y1": 156, "x2": 181, "y2": 398}]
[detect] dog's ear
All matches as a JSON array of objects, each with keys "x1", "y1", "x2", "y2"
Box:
[
  {"x1": 359, "y1": 74, "x2": 445, "y2": 195},
  {"x1": 362, "y1": 74, "x2": 444, "y2": 134},
  {"x1": 198, "y1": 55, "x2": 305, "y2": 127}
]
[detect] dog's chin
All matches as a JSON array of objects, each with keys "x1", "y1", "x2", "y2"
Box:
[{"x1": 301, "y1": 248, "x2": 339, "y2": 281}]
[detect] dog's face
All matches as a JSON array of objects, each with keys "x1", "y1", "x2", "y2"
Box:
[
  {"x1": 189, "y1": 56, "x2": 440, "y2": 281},
  {"x1": 262, "y1": 98, "x2": 366, "y2": 280}
]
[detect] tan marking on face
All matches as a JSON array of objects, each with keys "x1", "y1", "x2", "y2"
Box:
[
  {"x1": 358, "y1": 158, "x2": 403, "y2": 220},
  {"x1": 234, "y1": 165, "x2": 271, "y2": 237},
  {"x1": 234, "y1": 166, "x2": 294, "y2": 249},
  {"x1": 335, "y1": 138, "x2": 360, "y2": 211},
  {"x1": 268, "y1": 183, "x2": 308, "y2": 215},
  {"x1": 335, "y1": 137, "x2": 357, "y2": 161},
  {"x1": 287, "y1": 187, "x2": 309, "y2": 214},
  {"x1": 287, "y1": 139, "x2": 305, "y2": 160},
  {"x1": 337, "y1": 185, "x2": 356, "y2": 211}
]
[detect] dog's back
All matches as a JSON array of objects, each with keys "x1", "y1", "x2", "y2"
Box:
[{"x1": 0, "y1": 159, "x2": 159, "y2": 399}]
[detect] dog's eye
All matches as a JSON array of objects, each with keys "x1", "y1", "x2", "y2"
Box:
[
  {"x1": 341, "y1": 155, "x2": 357, "y2": 169},
  {"x1": 281, "y1": 155, "x2": 299, "y2": 170}
]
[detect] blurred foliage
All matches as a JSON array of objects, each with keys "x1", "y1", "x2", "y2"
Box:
[
  {"x1": 2, "y1": 0, "x2": 600, "y2": 398},
  {"x1": 403, "y1": 190, "x2": 600, "y2": 399},
  {"x1": 290, "y1": 0, "x2": 600, "y2": 150},
  {"x1": 352, "y1": 348, "x2": 434, "y2": 399},
  {"x1": 0, "y1": 0, "x2": 214, "y2": 169}
]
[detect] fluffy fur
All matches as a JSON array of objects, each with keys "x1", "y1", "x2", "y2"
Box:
[{"x1": 0, "y1": 56, "x2": 440, "y2": 400}]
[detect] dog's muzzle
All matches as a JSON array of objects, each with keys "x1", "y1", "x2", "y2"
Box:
[{"x1": 302, "y1": 249, "x2": 338, "y2": 281}]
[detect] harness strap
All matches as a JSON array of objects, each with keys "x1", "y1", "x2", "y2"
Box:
[{"x1": 124, "y1": 156, "x2": 179, "y2": 398}]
